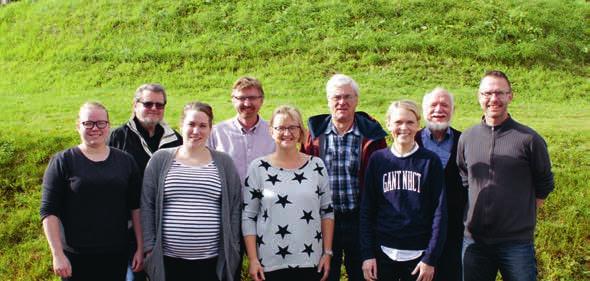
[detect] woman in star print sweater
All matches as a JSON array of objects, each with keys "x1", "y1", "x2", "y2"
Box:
[{"x1": 243, "y1": 105, "x2": 334, "y2": 281}]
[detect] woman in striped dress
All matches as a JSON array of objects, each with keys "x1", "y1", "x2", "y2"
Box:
[{"x1": 141, "y1": 102, "x2": 242, "y2": 281}]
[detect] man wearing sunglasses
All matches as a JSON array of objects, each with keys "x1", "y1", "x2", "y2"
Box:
[{"x1": 109, "y1": 83, "x2": 182, "y2": 281}]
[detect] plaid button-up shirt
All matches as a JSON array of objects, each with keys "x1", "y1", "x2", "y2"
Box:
[{"x1": 324, "y1": 122, "x2": 362, "y2": 212}]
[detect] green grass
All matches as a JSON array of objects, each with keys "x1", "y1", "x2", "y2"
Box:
[{"x1": 0, "y1": 0, "x2": 589, "y2": 280}]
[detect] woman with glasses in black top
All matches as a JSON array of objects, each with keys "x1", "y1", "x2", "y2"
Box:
[{"x1": 40, "y1": 102, "x2": 143, "y2": 281}]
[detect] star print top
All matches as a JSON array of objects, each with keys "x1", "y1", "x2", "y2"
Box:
[{"x1": 242, "y1": 156, "x2": 334, "y2": 272}]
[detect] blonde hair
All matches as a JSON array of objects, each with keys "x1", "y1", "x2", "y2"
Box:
[
  {"x1": 270, "y1": 105, "x2": 306, "y2": 143},
  {"x1": 79, "y1": 101, "x2": 109, "y2": 121},
  {"x1": 232, "y1": 76, "x2": 264, "y2": 97},
  {"x1": 386, "y1": 100, "x2": 420, "y2": 122}
]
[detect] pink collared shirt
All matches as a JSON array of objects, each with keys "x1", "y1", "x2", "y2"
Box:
[{"x1": 208, "y1": 116, "x2": 276, "y2": 184}]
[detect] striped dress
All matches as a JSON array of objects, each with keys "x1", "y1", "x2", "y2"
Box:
[{"x1": 162, "y1": 160, "x2": 221, "y2": 260}]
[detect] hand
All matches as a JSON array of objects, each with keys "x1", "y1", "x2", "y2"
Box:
[
  {"x1": 362, "y1": 258, "x2": 377, "y2": 281},
  {"x1": 318, "y1": 254, "x2": 331, "y2": 281},
  {"x1": 52, "y1": 252, "x2": 72, "y2": 278},
  {"x1": 248, "y1": 258, "x2": 265, "y2": 281},
  {"x1": 536, "y1": 198, "x2": 545, "y2": 208},
  {"x1": 144, "y1": 250, "x2": 152, "y2": 259},
  {"x1": 131, "y1": 248, "x2": 144, "y2": 272},
  {"x1": 411, "y1": 261, "x2": 434, "y2": 281}
]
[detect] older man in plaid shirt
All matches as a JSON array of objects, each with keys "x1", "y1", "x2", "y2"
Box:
[{"x1": 302, "y1": 74, "x2": 387, "y2": 281}]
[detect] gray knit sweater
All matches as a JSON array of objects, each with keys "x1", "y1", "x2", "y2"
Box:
[
  {"x1": 457, "y1": 117, "x2": 554, "y2": 244},
  {"x1": 141, "y1": 147, "x2": 242, "y2": 281}
]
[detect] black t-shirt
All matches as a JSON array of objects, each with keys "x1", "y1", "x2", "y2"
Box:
[{"x1": 40, "y1": 147, "x2": 141, "y2": 254}]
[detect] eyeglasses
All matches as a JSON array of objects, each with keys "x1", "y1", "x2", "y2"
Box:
[
  {"x1": 81, "y1": 120, "x2": 109, "y2": 129},
  {"x1": 329, "y1": 94, "x2": 356, "y2": 102},
  {"x1": 138, "y1": 101, "x2": 166, "y2": 110},
  {"x1": 232, "y1": 95, "x2": 262, "y2": 102},
  {"x1": 479, "y1": 91, "x2": 510, "y2": 98},
  {"x1": 273, "y1": 125, "x2": 301, "y2": 134}
]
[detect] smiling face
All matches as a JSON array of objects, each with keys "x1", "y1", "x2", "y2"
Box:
[
  {"x1": 387, "y1": 107, "x2": 419, "y2": 148},
  {"x1": 270, "y1": 113, "x2": 303, "y2": 150},
  {"x1": 424, "y1": 91, "x2": 453, "y2": 131},
  {"x1": 134, "y1": 90, "x2": 166, "y2": 128},
  {"x1": 479, "y1": 76, "x2": 513, "y2": 125},
  {"x1": 232, "y1": 87, "x2": 263, "y2": 121},
  {"x1": 327, "y1": 84, "x2": 358, "y2": 124},
  {"x1": 77, "y1": 105, "x2": 110, "y2": 148},
  {"x1": 181, "y1": 110, "x2": 211, "y2": 149}
]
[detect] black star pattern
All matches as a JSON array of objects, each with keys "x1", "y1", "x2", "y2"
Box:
[
  {"x1": 266, "y1": 174, "x2": 281, "y2": 185},
  {"x1": 248, "y1": 215, "x2": 258, "y2": 222},
  {"x1": 302, "y1": 243, "x2": 314, "y2": 257},
  {"x1": 256, "y1": 235, "x2": 265, "y2": 246},
  {"x1": 314, "y1": 230, "x2": 322, "y2": 243},
  {"x1": 244, "y1": 176, "x2": 249, "y2": 187},
  {"x1": 291, "y1": 172, "x2": 307, "y2": 184},
  {"x1": 275, "y1": 224, "x2": 292, "y2": 239},
  {"x1": 275, "y1": 194, "x2": 292, "y2": 208},
  {"x1": 315, "y1": 185, "x2": 325, "y2": 198},
  {"x1": 259, "y1": 160, "x2": 271, "y2": 171},
  {"x1": 258, "y1": 258, "x2": 264, "y2": 267},
  {"x1": 249, "y1": 189, "x2": 264, "y2": 200},
  {"x1": 313, "y1": 163, "x2": 324, "y2": 176},
  {"x1": 288, "y1": 265, "x2": 300, "y2": 269},
  {"x1": 275, "y1": 245, "x2": 292, "y2": 259},
  {"x1": 300, "y1": 210, "x2": 314, "y2": 224},
  {"x1": 242, "y1": 202, "x2": 248, "y2": 210},
  {"x1": 262, "y1": 209, "x2": 269, "y2": 221},
  {"x1": 321, "y1": 204, "x2": 334, "y2": 214}
]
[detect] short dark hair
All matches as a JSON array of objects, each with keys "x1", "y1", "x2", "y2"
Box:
[
  {"x1": 181, "y1": 102, "x2": 213, "y2": 127},
  {"x1": 481, "y1": 70, "x2": 512, "y2": 92}
]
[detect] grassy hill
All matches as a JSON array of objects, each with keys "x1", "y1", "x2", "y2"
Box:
[{"x1": 0, "y1": 0, "x2": 588, "y2": 280}]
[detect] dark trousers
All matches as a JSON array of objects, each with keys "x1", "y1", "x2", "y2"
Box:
[
  {"x1": 328, "y1": 210, "x2": 363, "y2": 281},
  {"x1": 376, "y1": 250, "x2": 421, "y2": 281},
  {"x1": 462, "y1": 237, "x2": 537, "y2": 281},
  {"x1": 163, "y1": 255, "x2": 218, "y2": 281},
  {"x1": 433, "y1": 235, "x2": 462, "y2": 281},
  {"x1": 63, "y1": 251, "x2": 127, "y2": 281},
  {"x1": 265, "y1": 267, "x2": 323, "y2": 281}
]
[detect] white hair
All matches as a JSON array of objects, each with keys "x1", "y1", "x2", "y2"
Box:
[
  {"x1": 422, "y1": 87, "x2": 455, "y2": 115},
  {"x1": 326, "y1": 74, "x2": 360, "y2": 98}
]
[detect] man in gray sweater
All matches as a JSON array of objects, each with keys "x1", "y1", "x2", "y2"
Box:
[{"x1": 457, "y1": 70, "x2": 554, "y2": 281}]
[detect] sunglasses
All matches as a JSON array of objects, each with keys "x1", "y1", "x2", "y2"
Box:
[
  {"x1": 139, "y1": 101, "x2": 166, "y2": 110},
  {"x1": 81, "y1": 120, "x2": 109, "y2": 129}
]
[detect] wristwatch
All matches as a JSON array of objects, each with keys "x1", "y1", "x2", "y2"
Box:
[{"x1": 323, "y1": 249, "x2": 334, "y2": 256}]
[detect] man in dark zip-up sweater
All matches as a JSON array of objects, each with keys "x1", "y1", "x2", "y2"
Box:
[{"x1": 457, "y1": 71, "x2": 554, "y2": 281}]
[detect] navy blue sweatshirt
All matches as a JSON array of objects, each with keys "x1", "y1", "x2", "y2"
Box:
[{"x1": 360, "y1": 146, "x2": 447, "y2": 266}]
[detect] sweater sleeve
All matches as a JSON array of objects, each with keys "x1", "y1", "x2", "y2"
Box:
[
  {"x1": 421, "y1": 157, "x2": 448, "y2": 266},
  {"x1": 316, "y1": 158, "x2": 334, "y2": 220},
  {"x1": 359, "y1": 152, "x2": 379, "y2": 261},
  {"x1": 40, "y1": 153, "x2": 67, "y2": 221},
  {"x1": 456, "y1": 133, "x2": 469, "y2": 189},
  {"x1": 242, "y1": 160, "x2": 262, "y2": 236},
  {"x1": 530, "y1": 134, "x2": 554, "y2": 199},
  {"x1": 222, "y1": 153, "x2": 243, "y2": 243},
  {"x1": 141, "y1": 151, "x2": 161, "y2": 252}
]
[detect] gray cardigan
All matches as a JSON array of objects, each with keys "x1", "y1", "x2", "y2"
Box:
[{"x1": 141, "y1": 147, "x2": 242, "y2": 281}]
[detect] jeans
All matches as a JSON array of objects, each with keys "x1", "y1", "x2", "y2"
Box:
[
  {"x1": 462, "y1": 237, "x2": 537, "y2": 281},
  {"x1": 328, "y1": 210, "x2": 363, "y2": 281}
]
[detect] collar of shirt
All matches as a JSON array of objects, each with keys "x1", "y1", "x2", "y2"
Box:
[
  {"x1": 325, "y1": 121, "x2": 361, "y2": 137},
  {"x1": 423, "y1": 127, "x2": 453, "y2": 143},
  {"x1": 390, "y1": 143, "x2": 419, "y2": 157},
  {"x1": 232, "y1": 115, "x2": 262, "y2": 134}
]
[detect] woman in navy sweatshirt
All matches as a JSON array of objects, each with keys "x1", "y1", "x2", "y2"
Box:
[{"x1": 359, "y1": 100, "x2": 447, "y2": 281}]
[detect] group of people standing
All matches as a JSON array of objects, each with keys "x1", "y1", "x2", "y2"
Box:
[{"x1": 40, "y1": 70, "x2": 554, "y2": 281}]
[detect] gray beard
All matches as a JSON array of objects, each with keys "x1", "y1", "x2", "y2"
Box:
[{"x1": 426, "y1": 120, "x2": 450, "y2": 131}]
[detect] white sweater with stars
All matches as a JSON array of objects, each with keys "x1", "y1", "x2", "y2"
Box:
[{"x1": 242, "y1": 156, "x2": 334, "y2": 272}]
